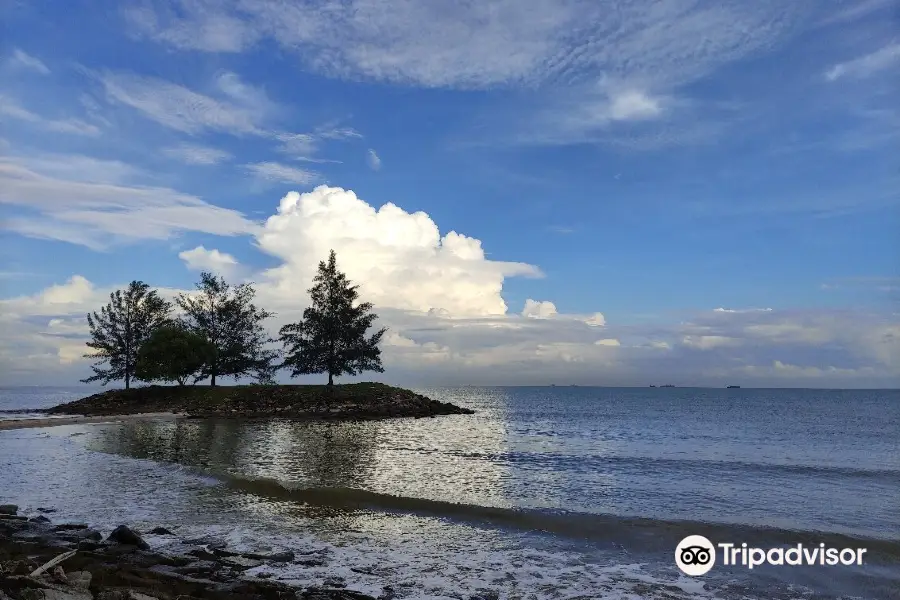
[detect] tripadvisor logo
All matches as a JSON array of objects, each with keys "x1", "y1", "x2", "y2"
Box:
[
  {"x1": 676, "y1": 535, "x2": 716, "y2": 576},
  {"x1": 675, "y1": 535, "x2": 868, "y2": 576}
]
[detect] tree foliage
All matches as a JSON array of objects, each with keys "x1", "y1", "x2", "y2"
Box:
[
  {"x1": 280, "y1": 250, "x2": 386, "y2": 386},
  {"x1": 135, "y1": 324, "x2": 214, "y2": 386},
  {"x1": 176, "y1": 272, "x2": 277, "y2": 386},
  {"x1": 82, "y1": 281, "x2": 172, "y2": 389}
]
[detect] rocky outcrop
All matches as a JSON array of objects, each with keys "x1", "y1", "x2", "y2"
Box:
[
  {"x1": 44, "y1": 383, "x2": 474, "y2": 422},
  {"x1": 1, "y1": 506, "x2": 379, "y2": 600}
]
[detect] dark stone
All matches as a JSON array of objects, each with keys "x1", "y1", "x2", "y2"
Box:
[
  {"x1": 108, "y1": 525, "x2": 150, "y2": 550},
  {"x1": 298, "y1": 590, "x2": 377, "y2": 600},
  {"x1": 241, "y1": 550, "x2": 295, "y2": 562},
  {"x1": 322, "y1": 576, "x2": 346, "y2": 588},
  {"x1": 54, "y1": 523, "x2": 88, "y2": 531},
  {"x1": 0, "y1": 515, "x2": 28, "y2": 522},
  {"x1": 0, "y1": 505, "x2": 18, "y2": 515},
  {"x1": 77, "y1": 540, "x2": 103, "y2": 551},
  {"x1": 173, "y1": 561, "x2": 220, "y2": 576},
  {"x1": 147, "y1": 527, "x2": 174, "y2": 536},
  {"x1": 28, "y1": 516, "x2": 51, "y2": 524},
  {"x1": 377, "y1": 586, "x2": 397, "y2": 600},
  {"x1": 469, "y1": 590, "x2": 500, "y2": 600},
  {"x1": 296, "y1": 558, "x2": 327, "y2": 567},
  {"x1": 36, "y1": 508, "x2": 56, "y2": 514}
]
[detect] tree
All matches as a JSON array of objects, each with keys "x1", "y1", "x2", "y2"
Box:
[
  {"x1": 135, "y1": 324, "x2": 215, "y2": 386},
  {"x1": 82, "y1": 281, "x2": 172, "y2": 389},
  {"x1": 280, "y1": 250, "x2": 386, "y2": 386},
  {"x1": 176, "y1": 272, "x2": 277, "y2": 386}
]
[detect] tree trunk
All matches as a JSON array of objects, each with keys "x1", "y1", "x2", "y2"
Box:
[
  {"x1": 125, "y1": 372, "x2": 130, "y2": 390},
  {"x1": 327, "y1": 372, "x2": 333, "y2": 386},
  {"x1": 211, "y1": 372, "x2": 217, "y2": 387}
]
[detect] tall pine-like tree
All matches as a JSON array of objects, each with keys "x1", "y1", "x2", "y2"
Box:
[
  {"x1": 82, "y1": 281, "x2": 172, "y2": 389},
  {"x1": 280, "y1": 250, "x2": 386, "y2": 386},
  {"x1": 177, "y1": 272, "x2": 277, "y2": 386}
]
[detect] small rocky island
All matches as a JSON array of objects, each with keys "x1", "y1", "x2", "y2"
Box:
[{"x1": 45, "y1": 383, "x2": 474, "y2": 421}]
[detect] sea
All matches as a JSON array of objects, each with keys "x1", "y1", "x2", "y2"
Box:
[{"x1": 1, "y1": 386, "x2": 898, "y2": 599}]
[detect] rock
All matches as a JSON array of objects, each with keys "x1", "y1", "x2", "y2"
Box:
[
  {"x1": 221, "y1": 556, "x2": 264, "y2": 570},
  {"x1": 53, "y1": 524, "x2": 88, "y2": 531},
  {"x1": 377, "y1": 586, "x2": 397, "y2": 600},
  {"x1": 298, "y1": 590, "x2": 377, "y2": 600},
  {"x1": 49, "y1": 565, "x2": 68, "y2": 584},
  {"x1": 29, "y1": 516, "x2": 52, "y2": 524},
  {"x1": 322, "y1": 576, "x2": 346, "y2": 588},
  {"x1": 240, "y1": 550, "x2": 295, "y2": 562},
  {"x1": 0, "y1": 504, "x2": 18, "y2": 515},
  {"x1": 172, "y1": 561, "x2": 220, "y2": 576},
  {"x1": 76, "y1": 540, "x2": 102, "y2": 551},
  {"x1": 147, "y1": 527, "x2": 174, "y2": 536},
  {"x1": 469, "y1": 590, "x2": 500, "y2": 600},
  {"x1": 296, "y1": 558, "x2": 327, "y2": 567},
  {"x1": 108, "y1": 525, "x2": 150, "y2": 550},
  {"x1": 36, "y1": 508, "x2": 57, "y2": 514},
  {"x1": 0, "y1": 515, "x2": 28, "y2": 521},
  {"x1": 67, "y1": 571, "x2": 91, "y2": 591}
]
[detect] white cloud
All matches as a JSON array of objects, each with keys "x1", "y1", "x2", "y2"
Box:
[
  {"x1": 246, "y1": 162, "x2": 319, "y2": 185},
  {"x1": 0, "y1": 96, "x2": 100, "y2": 136},
  {"x1": 163, "y1": 143, "x2": 233, "y2": 165},
  {"x1": 681, "y1": 335, "x2": 740, "y2": 350},
  {"x1": 522, "y1": 299, "x2": 557, "y2": 319},
  {"x1": 367, "y1": 149, "x2": 382, "y2": 171},
  {"x1": 95, "y1": 70, "x2": 268, "y2": 135},
  {"x1": 123, "y1": 3, "x2": 259, "y2": 53},
  {"x1": 7, "y1": 49, "x2": 50, "y2": 74},
  {"x1": 825, "y1": 42, "x2": 900, "y2": 81},
  {"x1": 255, "y1": 185, "x2": 542, "y2": 317},
  {"x1": 179, "y1": 246, "x2": 240, "y2": 277},
  {"x1": 608, "y1": 90, "x2": 664, "y2": 121},
  {"x1": 0, "y1": 153, "x2": 259, "y2": 248},
  {"x1": 121, "y1": 1, "x2": 808, "y2": 90}
]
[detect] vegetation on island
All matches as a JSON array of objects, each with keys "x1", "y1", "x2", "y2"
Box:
[
  {"x1": 81, "y1": 250, "x2": 386, "y2": 390},
  {"x1": 61, "y1": 250, "x2": 474, "y2": 419}
]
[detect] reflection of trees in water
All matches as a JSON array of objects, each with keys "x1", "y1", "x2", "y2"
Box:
[{"x1": 88, "y1": 418, "x2": 380, "y2": 490}]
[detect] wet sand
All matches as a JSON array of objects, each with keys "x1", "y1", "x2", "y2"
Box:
[{"x1": 0, "y1": 413, "x2": 179, "y2": 431}]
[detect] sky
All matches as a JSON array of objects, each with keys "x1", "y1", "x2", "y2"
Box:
[{"x1": 0, "y1": 0, "x2": 898, "y2": 388}]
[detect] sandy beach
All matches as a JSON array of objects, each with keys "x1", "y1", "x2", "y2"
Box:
[{"x1": 0, "y1": 413, "x2": 179, "y2": 431}]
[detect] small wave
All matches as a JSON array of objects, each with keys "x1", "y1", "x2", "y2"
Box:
[{"x1": 212, "y1": 473, "x2": 900, "y2": 562}]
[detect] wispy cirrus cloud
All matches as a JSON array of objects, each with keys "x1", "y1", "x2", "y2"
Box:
[
  {"x1": 122, "y1": 0, "x2": 810, "y2": 90},
  {"x1": 825, "y1": 42, "x2": 900, "y2": 82},
  {"x1": 0, "y1": 96, "x2": 100, "y2": 136},
  {"x1": 6, "y1": 48, "x2": 50, "y2": 74},
  {"x1": 163, "y1": 143, "x2": 233, "y2": 165},
  {"x1": 93, "y1": 70, "x2": 268, "y2": 135},
  {"x1": 0, "y1": 153, "x2": 259, "y2": 249},
  {"x1": 245, "y1": 161, "x2": 319, "y2": 185}
]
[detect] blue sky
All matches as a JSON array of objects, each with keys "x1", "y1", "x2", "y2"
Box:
[{"x1": 0, "y1": 0, "x2": 897, "y2": 387}]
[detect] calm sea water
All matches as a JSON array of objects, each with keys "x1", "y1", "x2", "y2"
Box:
[{"x1": 1, "y1": 386, "x2": 898, "y2": 599}]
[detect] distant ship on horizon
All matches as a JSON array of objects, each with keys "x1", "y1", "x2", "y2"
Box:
[
  {"x1": 660, "y1": 384, "x2": 675, "y2": 388},
  {"x1": 727, "y1": 385, "x2": 741, "y2": 389}
]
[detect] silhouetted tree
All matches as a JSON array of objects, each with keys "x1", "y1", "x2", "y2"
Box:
[
  {"x1": 279, "y1": 250, "x2": 386, "y2": 386},
  {"x1": 135, "y1": 324, "x2": 215, "y2": 386},
  {"x1": 177, "y1": 272, "x2": 277, "y2": 386},
  {"x1": 82, "y1": 281, "x2": 172, "y2": 389}
]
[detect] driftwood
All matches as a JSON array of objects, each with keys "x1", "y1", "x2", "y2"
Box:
[{"x1": 28, "y1": 549, "x2": 77, "y2": 578}]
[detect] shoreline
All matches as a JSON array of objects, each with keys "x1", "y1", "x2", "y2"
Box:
[
  {"x1": 0, "y1": 505, "x2": 384, "y2": 600},
  {"x1": 0, "y1": 413, "x2": 180, "y2": 432}
]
